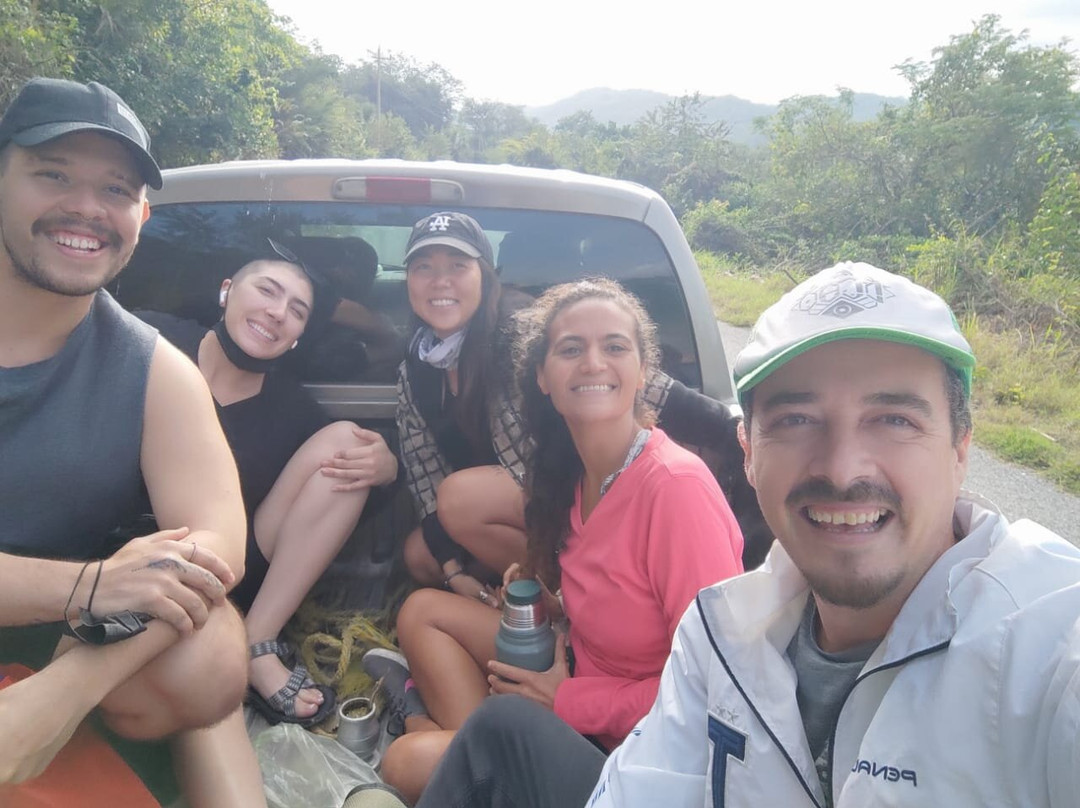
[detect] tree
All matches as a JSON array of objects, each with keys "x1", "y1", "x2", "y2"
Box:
[
  {"x1": 0, "y1": 0, "x2": 77, "y2": 104},
  {"x1": 617, "y1": 94, "x2": 735, "y2": 216},
  {"x1": 457, "y1": 99, "x2": 540, "y2": 161},
  {"x1": 894, "y1": 15, "x2": 1080, "y2": 235},
  {"x1": 37, "y1": 0, "x2": 303, "y2": 166},
  {"x1": 551, "y1": 111, "x2": 628, "y2": 175},
  {"x1": 498, "y1": 130, "x2": 560, "y2": 168},
  {"x1": 275, "y1": 52, "x2": 369, "y2": 159},
  {"x1": 759, "y1": 91, "x2": 906, "y2": 244},
  {"x1": 1025, "y1": 145, "x2": 1080, "y2": 280},
  {"x1": 343, "y1": 52, "x2": 462, "y2": 138}
]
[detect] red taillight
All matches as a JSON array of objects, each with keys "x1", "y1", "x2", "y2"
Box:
[{"x1": 333, "y1": 177, "x2": 464, "y2": 204}]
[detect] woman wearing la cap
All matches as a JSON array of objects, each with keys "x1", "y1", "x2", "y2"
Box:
[
  {"x1": 363, "y1": 211, "x2": 760, "y2": 604},
  {"x1": 138, "y1": 238, "x2": 398, "y2": 728}
]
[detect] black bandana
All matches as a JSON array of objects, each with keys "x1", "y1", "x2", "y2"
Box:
[{"x1": 211, "y1": 318, "x2": 285, "y2": 374}]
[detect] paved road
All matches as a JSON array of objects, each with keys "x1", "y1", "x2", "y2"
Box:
[{"x1": 717, "y1": 321, "x2": 1080, "y2": 546}]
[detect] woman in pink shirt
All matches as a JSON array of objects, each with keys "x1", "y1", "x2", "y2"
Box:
[{"x1": 378, "y1": 279, "x2": 745, "y2": 802}]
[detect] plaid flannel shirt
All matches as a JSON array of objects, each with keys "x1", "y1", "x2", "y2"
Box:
[{"x1": 396, "y1": 359, "x2": 674, "y2": 521}]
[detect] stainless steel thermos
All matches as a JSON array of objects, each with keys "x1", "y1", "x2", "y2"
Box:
[{"x1": 495, "y1": 579, "x2": 556, "y2": 672}]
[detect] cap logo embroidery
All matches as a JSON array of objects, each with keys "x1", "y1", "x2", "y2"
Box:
[
  {"x1": 428, "y1": 214, "x2": 452, "y2": 232},
  {"x1": 793, "y1": 270, "x2": 895, "y2": 319},
  {"x1": 114, "y1": 101, "x2": 142, "y2": 134}
]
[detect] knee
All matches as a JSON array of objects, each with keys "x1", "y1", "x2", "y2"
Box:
[
  {"x1": 317, "y1": 419, "x2": 362, "y2": 450},
  {"x1": 380, "y1": 732, "x2": 451, "y2": 804},
  {"x1": 100, "y1": 604, "x2": 248, "y2": 740},
  {"x1": 435, "y1": 473, "x2": 471, "y2": 534},
  {"x1": 466, "y1": 695, "x2": 543, "y2": 740},
  {"x1": 395, "y1": 587, "x2": 447, "y2": 648},
  {"x1": 379, "y1": 738, "x2": 413, "y2": 798}
]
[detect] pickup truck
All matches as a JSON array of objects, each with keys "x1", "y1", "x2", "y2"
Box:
[{"x1": 110, "y1": 159, "x2": 761, "y2": 610}]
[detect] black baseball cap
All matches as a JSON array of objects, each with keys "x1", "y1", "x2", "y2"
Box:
[
  {"x1": 404, "y1": 211, "x2": 494, "y2": 267},
  {"x1": 0, "y1": 77, "x2": 162, "y2": 189}
]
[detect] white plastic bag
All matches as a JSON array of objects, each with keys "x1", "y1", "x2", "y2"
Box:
[{"x1": 254, "y1": 722, "x2": 382, "y2": 808}]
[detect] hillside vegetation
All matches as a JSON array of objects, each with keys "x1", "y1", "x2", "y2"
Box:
[{"x1": 3, "y1": 4, "x2": 1078, "y2": 490}]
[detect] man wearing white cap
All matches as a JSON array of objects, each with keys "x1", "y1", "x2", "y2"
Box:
[
  {"x1": 0, "y1": 77, "x2": 262, "y2": 805},
  {"x1": 414, "y1": 262, "x2": 1080, "y2": 808}
]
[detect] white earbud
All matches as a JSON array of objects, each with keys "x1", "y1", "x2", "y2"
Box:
[{"x1": 219, "y1": 289, "x2": 228, "y2": 307}]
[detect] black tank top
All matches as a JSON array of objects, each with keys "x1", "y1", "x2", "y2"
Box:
[{"x1": 0, "y1": 291, "x2": 156, "y2": 559}]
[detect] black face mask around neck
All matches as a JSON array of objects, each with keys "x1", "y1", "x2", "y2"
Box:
[{"x1": 211, "y1": 318, "x2": 285, "y2": 374}]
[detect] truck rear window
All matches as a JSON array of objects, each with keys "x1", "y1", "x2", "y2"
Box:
[{"x1": 112, "y1": 203, "x2": 702, "y2": 389}]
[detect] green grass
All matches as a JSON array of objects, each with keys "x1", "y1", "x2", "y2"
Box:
[
  {"x1": 698, "y1": 255, "x2": 1080, "y2": 495},
  {"x1": 695, "y1": 252, "x2": 798, "y2": 327},
  {"x1": 966, "y1": 323, "x2": 1080, "y2": 494}
]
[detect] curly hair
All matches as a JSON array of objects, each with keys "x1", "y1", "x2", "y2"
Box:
[{"x1": 514, "y1": 278, "x2": 660, "y2": 588}]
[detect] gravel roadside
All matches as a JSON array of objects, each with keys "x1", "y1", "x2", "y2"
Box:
[{"x1": 716, "y1": 320, "x2": 1080, "y2": 547}]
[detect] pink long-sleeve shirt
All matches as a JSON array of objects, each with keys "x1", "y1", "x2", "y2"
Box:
[{"x1": 553, "y1": 428, "x2": 744, "y2": 749}]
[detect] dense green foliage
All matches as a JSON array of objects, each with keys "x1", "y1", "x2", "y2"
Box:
[{"x1": 3, "y1": 3, "x2": 1078, "y2": 483}]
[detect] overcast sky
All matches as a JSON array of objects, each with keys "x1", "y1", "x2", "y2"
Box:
[{"x1": 265, "y1": 1, "x2": 1080, "y2": 107}]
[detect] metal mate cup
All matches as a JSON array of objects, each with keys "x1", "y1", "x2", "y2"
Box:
[{"x1": 337, "y1": 696, "x2": 380, "y2": 760}]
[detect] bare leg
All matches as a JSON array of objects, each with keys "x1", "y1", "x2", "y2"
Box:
[
  {"x1": 173, "y1": 708, "x2": 267, "y2": 808},
  {"x1": 383, "y1": 590, "x2": 503, "y2": 801},
  {"x1": 246, "y1": 421, "x2": 372, "y2": 717},
  {"x1": 437, "y1": 466, "x2": 526, "y2": 576},
  {"x1": 396, "y1": 588, "x2": 501, "y2": 730},
  {"x1": 381, "y1": 730, "x2": 455, "y2": 805},
  {"x1": 114, "y1": 602, "x2": 264, "y2": 806},
  {"x1": 98, "y1": 601, "x2": 248, "y2": 740},
  {"x1": 0, "y1": 634, "x2": 174, "y2": 785},
  {"x1": 32, "y1": 589, "x2": 260, "y2": 805}
]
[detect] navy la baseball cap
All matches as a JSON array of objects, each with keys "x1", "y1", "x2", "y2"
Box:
[
  {"x1": 733, "y1": 262, "x2": 975, "y2": 405},
  {"x1": 0, "y1": 77, "x2": 162, "y2": 189},
  {"x1": 404, "y1": 211, "x2": 494, "y2": 267}
]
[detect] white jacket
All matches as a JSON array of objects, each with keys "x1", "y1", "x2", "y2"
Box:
[{"x1": 589, "y1": 495, "x2": 1080, "y2": 807}]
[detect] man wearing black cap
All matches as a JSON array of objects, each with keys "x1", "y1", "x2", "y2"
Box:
[{"x1": 0, "y1": 78, "x2": 263, "y2": 804}]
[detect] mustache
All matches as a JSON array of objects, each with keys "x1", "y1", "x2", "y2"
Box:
[
  {"x1": 32, "y1": 216, "x2": 118, "y2": 246},
  {"x1": 786, "y1": 478, "x2": 901, "y2": 511}
]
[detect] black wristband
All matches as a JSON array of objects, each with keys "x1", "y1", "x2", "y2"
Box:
[{"x1": 421, "y1": 512, "x2": 461, "y2": 566}]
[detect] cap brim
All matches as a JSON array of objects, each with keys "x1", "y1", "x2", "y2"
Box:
[
  {"x1": 12, "y1": 122, "x2": 163, "y2": 190},
  {"x1": 735, "y1": 327, "x2": 976, "y2": 399},
  {"x1": 404, "y1": 236, "x2": 482, "y2": 264}
]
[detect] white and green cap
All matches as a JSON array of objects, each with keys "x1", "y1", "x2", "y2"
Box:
[{"x1": 733, "y1": 262, "x2": 975, "y2": 404}]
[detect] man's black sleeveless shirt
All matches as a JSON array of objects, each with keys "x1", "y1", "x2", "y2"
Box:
[{"x1": 0, "y1": 291, "x2": 156, "y2": 560}]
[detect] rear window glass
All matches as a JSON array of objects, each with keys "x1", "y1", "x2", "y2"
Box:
[{"x1": 112, "y1": 203, "x2": 702, "y2": 388}]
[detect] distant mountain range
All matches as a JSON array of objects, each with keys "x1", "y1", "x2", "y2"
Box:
[{"x1": 524, "y1": 88, "x2": 907, "y2": 145}]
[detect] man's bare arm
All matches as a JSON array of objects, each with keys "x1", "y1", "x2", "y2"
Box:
[
  {"x1": 0, "y1": 553, "x2": 111, "y2": 627},
  {"x1": 140, "y1": 339, "x2": 247, "y2": 581}
]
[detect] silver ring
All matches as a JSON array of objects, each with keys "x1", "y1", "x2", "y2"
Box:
[
  {"x1": 188, "y1": 542, "x2": 198, "y2": 562},
  {"x1": 477, "y1": 591, "x2": 490, "y2": 603}
]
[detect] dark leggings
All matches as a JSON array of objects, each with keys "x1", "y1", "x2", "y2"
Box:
[{"x1": 416, "y1": 695, "x2": 607, "y2": 808}]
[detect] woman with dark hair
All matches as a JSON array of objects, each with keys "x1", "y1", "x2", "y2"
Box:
[
  {"x1": 389, "y1": 211, "x2": 525, "y2": 603},
  {"x1": 386, "y1": 212, "x2": 766, "y2": 606},
  {"x1": 138, "y1": 239, "x2": 398, "y2": 727},
  {"x1": 374, "y1": 278, "x2": 745, "y2": 802}
]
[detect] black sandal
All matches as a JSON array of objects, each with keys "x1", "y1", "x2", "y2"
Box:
[{"x1": 246, "y1": 640, "x2": 336, "y2": 728}]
